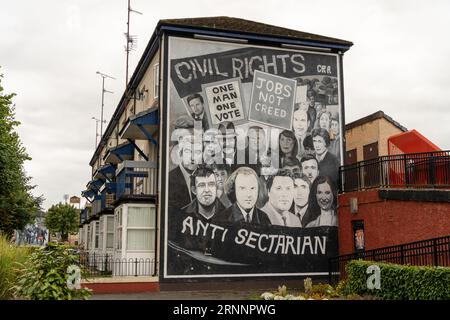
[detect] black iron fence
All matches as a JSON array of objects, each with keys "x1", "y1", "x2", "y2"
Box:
[
  {"x1": 328, "y1": 235, "x2": 450, "y2": 285},
  {"x1": 78, "y1": 252, "x2": 157, "y2": 277},
  {"x1": 339, "y1": 150, "x2": 450, "y2": 193}
]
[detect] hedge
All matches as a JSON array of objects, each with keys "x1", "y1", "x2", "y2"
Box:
[{"x1": 345, "y1": 260, "x2": 450, "y2": 300}]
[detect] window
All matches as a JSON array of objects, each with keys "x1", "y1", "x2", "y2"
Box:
[
  {"x1": 115, "y1": 208, "x2": 123, "y2": 250},
  {"x1": 126, "y1": 206, "x2": 155, "y2": 251},
  {"x1": 106, "y1": 216, "x2": 114, "y2": 249},
  {"x1": 352, "y1": 220, "x2": 365, "y2": 252},
  {"x1": 87, "y1": 225, "x2": 91, "y2": 250},
  {"x1": 94, "y1": 221, "x2": 100, "y2": 249},
  {"x1": 153, "y1": 64, "x2": 159, "y2": 99},
  {"x1": 99, "y1": 219, "x2": 104, "y2": 250}
]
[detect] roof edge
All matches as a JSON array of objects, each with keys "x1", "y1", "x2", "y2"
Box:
[{"x1": 346, "y1": 110, "x2": 408, "y2": 132}]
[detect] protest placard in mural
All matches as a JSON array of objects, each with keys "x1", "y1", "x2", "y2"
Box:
[
  {"x1": 202, "y1": 78, "x2": 246, "y2": 126},
  {"x1": 248, "y1": 71, "x2": 296, "y2": 130}
]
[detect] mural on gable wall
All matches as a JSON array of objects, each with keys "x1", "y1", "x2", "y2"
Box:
[{"x1": 164, "y1": 36, "x2": 343, "y2": 278}]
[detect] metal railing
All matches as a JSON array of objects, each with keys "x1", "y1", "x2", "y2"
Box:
[
  {"x1": 328, "y1": 235, "x2": 450, "y2": 285},
  {"x1": 91, "y1": 197, "x2": 102, "y2": 217},
  {"x1": 79, "y1": 208, "x2": 89, "y2": 225},
  {"x1": 339, "y1": 150, "x2": 450, "y2": 193},
  {"x1": 116, "y1": 161, "x2": 157, "y2": 199},
  {"x1": 78, "y1": 252, "x2": 157, "y2": 277}
]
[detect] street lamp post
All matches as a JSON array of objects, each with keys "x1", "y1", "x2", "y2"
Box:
[
  {"x1": 95, "y1": 71, "x2": 115, "y2": 138},
  {"x1": 91, "y1": 117, "x2": 107, "y2": 148}
]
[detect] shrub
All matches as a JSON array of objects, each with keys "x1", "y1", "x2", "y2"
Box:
[
  {"x1": 14, "y1": 242, "x2": 91, "y2": 300},
  {"x1": 346, "y1": 260, "x2": 450, "y2": 300},
  {"x1": 0, "y1": 234, "x2": 30, "y2": 299},
  {"x1": 311, "y1": 283, "x2": 336, "y2": 297}
]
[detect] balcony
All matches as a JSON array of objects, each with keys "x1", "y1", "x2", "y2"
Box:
[
  {"x1": 79, "y1": 207, "x2": 89, "y2": 226},
  {"x1": 91, "y1": 195, "x2": 102, "y2": 218},
  {"x1": 90, "y1": 183, "x2": 116, "y2": 217},
  {"x1": 115, "y1": 160, "x2": 158, "y2": 202},
  {"x1": 339, "y1": 150, "x2": 450, "y2": 193}
]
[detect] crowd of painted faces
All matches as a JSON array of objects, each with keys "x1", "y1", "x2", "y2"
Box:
[{"x1": 168, "y1": 91, "x2": 341, "y2": 231}]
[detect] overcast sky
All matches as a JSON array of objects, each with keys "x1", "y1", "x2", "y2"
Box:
[{"x1": 2, "y1": 0, "x2": 450, "y2": 210}]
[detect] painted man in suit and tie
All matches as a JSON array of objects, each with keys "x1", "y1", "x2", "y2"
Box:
[
  {"x1": 169, "y1": 137, "x2": 203, "y2": 209},
  {"x1": 214, "y1": 166, "x2": 271, "y2": 226},
  {"x1": 187, "y1": 93, "x2": 209, "y2": 130},
  {"x1": 292, "y1": 173, "x2": 312, "y2": 227},
  {"x1": 261, "y1": 170, "x2": 300, "y2": 227}
]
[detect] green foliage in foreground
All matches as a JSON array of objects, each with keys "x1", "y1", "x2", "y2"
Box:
[
  {"x1": 346, "y1": 260, "x2": 450, "y2": 300},
  {"x1": 0, "y1": 69, "x2": 42, "y2": 238},
  {"x1": 14, "y1": 242, "x2": 91, "y2": 300},
  {"x1": 0, "y1": 234, "x2": 30, "y2": 299}
]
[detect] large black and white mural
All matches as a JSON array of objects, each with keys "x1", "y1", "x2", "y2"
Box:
[{"x1": 164, "y1": 36, "x2": 343, "y2": 278}]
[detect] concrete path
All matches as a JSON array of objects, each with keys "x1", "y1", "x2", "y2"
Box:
[{"x1": 91, "y1": 290, "x2": 261, "y2": 300}]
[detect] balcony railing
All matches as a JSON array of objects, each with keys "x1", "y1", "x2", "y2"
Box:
[
  {"x1": 116, "y1": 160, "x2": 157, "y2": 199},
  {"x1": 339, "y1": 150, "x2": 450, "y2": 193},
  {"x1": 91, "y1": 196, "x2": 102, "y2": 217},
  {"x1": 79, "y1": 208, "x2": 89, "y2": 225}
]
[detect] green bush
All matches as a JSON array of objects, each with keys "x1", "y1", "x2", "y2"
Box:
[
  {"x1": 311, "y1": 283, "x2": 337, "y2": 298},
  {"x1": 0, "y1": 234, "x2": 30, "y2": 299},
  {"x1": 14, "y1": 242, "x2": 91, "y2": 300},
  {"x1": 346, "y1": 260, "x2": 450, "y2": 300}
]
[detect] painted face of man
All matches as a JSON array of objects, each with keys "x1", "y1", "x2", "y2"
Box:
[
  {"x1": 235, "y1": 173, "x2": 258, "y2": 210},
  {"x1": 194, "y1": 174, "x2": 217, "y2": 207},
  {"x1": 220, "y1": 135, "x2": 236, "y2": 155},
  {"x1": 213, "y1": 169, "x2": 228, "y2": 192},
  {"x1": 313, "y1": 135, "x2": 327, "y2": 156},
  {"x1": 316, "y1": 181, "x2": 333, "y2": 211},
  {"x1": 292, "y1": 109, "x2": 309, "y2": 137},
  {"x1": 248, "y1": 128, "x2": 266, "y2": 152},
  {"x1": 331, "y1": 119, "x2": 340, "y2": 136},
  {"x1": 280, "y1": 134, "x2": 295, "y2": 155},
  {"x1": 181, "y1": 143, "x2": 202, "y2": 171},
  {"x1": 319, "y1": 113, "x2": 331, "y2": 130},
  {"x1": 172, "y1": 128, "x2": 192, "y2": 144},
  {"x1": 189, "y1": 97, "x2": 204, "y2": 117},
  {"x1": 302, "y1": 159, "x2": 319, "y2": 183},
  {"x1": 298, "y1": 101, "x2": 309, "y2": 112},
  {"x1": 308, "y1": 95, "x2": 316, "y2": 107},
  {"x1": 203, "y1": 132, "x2": 221, "y2": 157},
  {"x1": 294, "y1": 178, "x2": 310, "y2": 207},
  {"x1": 269, "y1": 176, "x2": 294, "y2": 212},
  {"x1": 282, "y1": 165, "x2": 302, "y2": 176}
]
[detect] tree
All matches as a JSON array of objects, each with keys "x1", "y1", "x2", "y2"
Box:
[
  {"x1": 0, "y1": 68, "x2": 42, "y2": 237},
  {"x1": 45, "y1": 203, "x2": 80, "y2": 242}
]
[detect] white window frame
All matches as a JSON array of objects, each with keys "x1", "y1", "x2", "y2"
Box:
[
  {"x1": 87, "y1": 225, "x2": 91, "y2": 250},
  {"x1": 126, "y1": 205, "x2": 156, "y2": 252},
  {"x1": 115, "y1": 207, "x2": 123, "y2": 250},
  {"x1": 99, "y1": 218, "x2": 104, "y2": 251},
  {"x1": 94, "y1": 221, "x2": 100, "y2": 249},
  {"x1": 106, "y1": 216, "x2": 114, "y2": 249}
]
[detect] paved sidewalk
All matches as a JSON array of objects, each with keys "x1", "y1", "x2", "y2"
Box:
[{"x1": 91, "y1": 290, "x2": 261, "y2": 300}]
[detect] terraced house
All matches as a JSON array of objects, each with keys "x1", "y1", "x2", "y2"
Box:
[{"x1": 78, "y1": 16, "x2": 354, "y2": 287}]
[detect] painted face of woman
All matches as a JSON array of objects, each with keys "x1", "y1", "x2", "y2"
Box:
[
  {"x1": 280, "y1": 134, "x2": 294, "y2": 155},
  {"x1": 319, "y1": 113, "x2": 331, "y2": 130},
  {"x1": 316, "y1": 182, "x2": 333, "y2": 211}
]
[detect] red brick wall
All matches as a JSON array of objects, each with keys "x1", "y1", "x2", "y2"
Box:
[
  {"x1": 82, "y1": 282, "x2": 159, "y2": 294},
  {"x1": 338, "y1": 190, "x2": 450, "y2": 255}
]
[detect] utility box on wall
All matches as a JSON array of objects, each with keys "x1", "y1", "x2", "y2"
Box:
[{"x1": 350, "y1": 197, "x2": 358, "y2": 214}]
